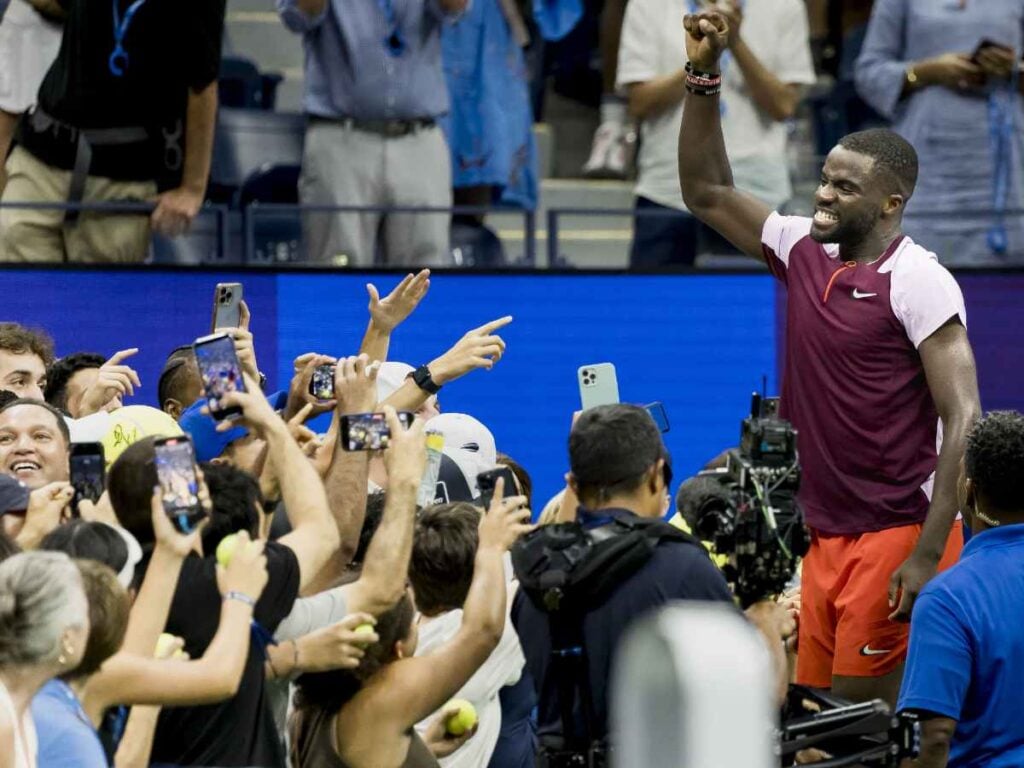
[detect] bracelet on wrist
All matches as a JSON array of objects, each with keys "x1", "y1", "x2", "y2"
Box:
[
  {"x1": 684, "y1": 61, "x2": 723, "y2": 95},
  {"x1": 224, "y1": 590, "x2": 257, "y2": 608}
]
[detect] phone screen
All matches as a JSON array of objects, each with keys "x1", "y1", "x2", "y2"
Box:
[
  {"x1": 309, "y1": 364, "x2": 336, "y2": 401},
  {"x1": 341, "y1": 412, "x2": 414, "y2": 451},
  {"x1": 193, "y1": 334, "x2": 246, "y2": 420},
  {"x1": 477, "y1": 466, "x2": 519, "y2": 508},
  {"x1": 154, "y1": 438, "x2": 204, "y2": 533},
  {"x1": 70, "y1": 444, "x2": 105, "y2": 509}
]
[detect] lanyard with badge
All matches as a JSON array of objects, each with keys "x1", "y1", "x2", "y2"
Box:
[
  {"x1": 686, "y1": 0, "x2": 743, "y2": 115},
  {"x1": 109, "y1": 0, "x2": 150, "y2": 76},
  {"x1": 986, "y1": 62, "x2": 1020, "y2": 256},
  {"x1": 377, "y1": 0, "x2": 406, "y2": 56}
]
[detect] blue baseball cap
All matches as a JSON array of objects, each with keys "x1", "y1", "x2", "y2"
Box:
[
  {"x1": 179, "y1": 399, "x2": 248, "y2": 462},
  {"x1": 0, "y1": 474, "x2": 31, "y2": 516}
]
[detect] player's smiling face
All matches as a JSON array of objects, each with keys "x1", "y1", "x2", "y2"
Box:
[{"x1": 810, "y1": 147, "x2": 884, "y2": 247}]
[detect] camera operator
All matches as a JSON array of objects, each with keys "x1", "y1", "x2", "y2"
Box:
[
  {"x1": 897, "y1": 412, "x2": 1024, "y2": 768},
  {"x1": 677, "y1": 9, "x2": 982, "y2": 708},
  {"x1": 511, "y1": 404, "x2": 793, "y2": 765}
]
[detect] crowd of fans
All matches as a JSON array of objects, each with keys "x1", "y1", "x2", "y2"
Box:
[{"x1": 0, "y1": 0, "x2": 1021, "y2": 265}]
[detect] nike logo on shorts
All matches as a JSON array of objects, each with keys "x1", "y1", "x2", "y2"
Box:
[
  {"x1": 859, "y1": 645, "x2": 891, "y2": 656},
  {"x1": 852, "y1": 289, "x2": 878, "y2": 299}
]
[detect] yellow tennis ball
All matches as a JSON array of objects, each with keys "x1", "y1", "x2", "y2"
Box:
[
  {"x1": 155, "y1": 633, "x2": 186, "y2": 659},
  {"x1": 101, "y1": 406, "x2": 183, "y2": 468},
  {"x1": 216, "y1": 533, "x2": 240, "y2": 568},
  {"x1": 445, "y1": 699, "x2": 478, "y2": 736}
]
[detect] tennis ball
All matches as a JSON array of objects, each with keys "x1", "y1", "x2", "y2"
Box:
[
  {"x1": 352, "y1": 623, "x2": 376, "y2": 645},
  {"x1": 155, "y1": 633, "x2": 186, "y2": 659},
  {"x1": 445, "y1": 699, "x2": 478, "y2": 736},
  {"x1": 216, "y1": 533, "x2": 240, "y2": 568}
]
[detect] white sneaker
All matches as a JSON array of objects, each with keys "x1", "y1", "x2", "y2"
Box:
[{"x1": 582, "y1": 121, "x2": 628, "y2": 179}]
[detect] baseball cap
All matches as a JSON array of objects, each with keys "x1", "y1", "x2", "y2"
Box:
[
  {"x1": 426, "y1": 413, "x2": 497, "y2": 500},
  {"x1": 376, "y1": 362, "x2": 415, "y2": 403},
  {"x1": 0, "y1": 475, "x2": 30, "y2": 516},
  {"x1": 179, "y1": 398, "x2": 248, "y2": 463}
]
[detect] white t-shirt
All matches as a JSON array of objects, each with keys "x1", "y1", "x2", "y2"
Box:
[
  {"x1": 0, "y1": 0, "x2": 62, "y2": 114},
  {"x1": 616, "y1": 0, "x2": 816, "y2": 211},
  {"x1": 413, "y1": 584, "x2": 526, "y2": 768}
]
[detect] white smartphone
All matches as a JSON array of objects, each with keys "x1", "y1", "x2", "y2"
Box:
[
  {"x1": 578, "y1": 363, "x2": 620, "y2": 412},
  {"x1": 211, "y1": 283, "x2": 243, "y2": 332}
]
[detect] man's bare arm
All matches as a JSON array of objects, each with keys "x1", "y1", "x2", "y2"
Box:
[
  {"x1": 626, "y1": 73, "x2": 688, "y2": 121},
  {"x1": 677, "y1": 11, "x2": 772, "y2": 260},
  {"x1": 906, "y1": 716, "x2": 956, "y2": 768},
  {"x1": 888, "y1": 320, "x2": 980, "y2": 621}
]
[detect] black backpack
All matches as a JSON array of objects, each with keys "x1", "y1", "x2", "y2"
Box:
[{"x1": 511, "y1": 514, "x2": 703, "y2": 760}]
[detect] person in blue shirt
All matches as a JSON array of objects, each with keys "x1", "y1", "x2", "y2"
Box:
[{"x1": 898, "y1": 410, "x2": 1024, "y2": 768}]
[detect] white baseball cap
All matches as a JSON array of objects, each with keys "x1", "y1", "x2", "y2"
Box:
[
  {"x1": 426, "y1": 413, "x2": 497, "y2": 498},
  {"x1": 376, "y1": 362, "x2": 416, "y2": 403}
]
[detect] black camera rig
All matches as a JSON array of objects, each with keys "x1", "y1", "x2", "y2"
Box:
[{"x1": 693, "y1": 393, "x2": 809, "y2": 606}]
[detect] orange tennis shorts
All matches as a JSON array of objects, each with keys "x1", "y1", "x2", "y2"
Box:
[{"x1": 795, "y1": 522, "x2": 963, "y2": 688}]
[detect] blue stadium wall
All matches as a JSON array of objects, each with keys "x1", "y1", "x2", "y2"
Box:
[{"x1": 5, "y1": 268, "x2": 1022, "y2": 505}]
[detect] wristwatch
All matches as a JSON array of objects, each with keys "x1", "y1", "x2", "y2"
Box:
[
  {"x1": 905, "y1": 66, "x2": 919, "y2": 87},
  {"x1": 411, "y1": 365, "x2": 441, "y2": 394}
]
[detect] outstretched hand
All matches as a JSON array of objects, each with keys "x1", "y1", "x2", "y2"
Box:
[
  {"x1": 77, "y1": 348, "x2": 142, "y2": 416},
  {"x1": 367, "y1": 269, "x2": 431, "y2": 333},
  {"x1": 683, "y1": 10, "x2": 729, "y2": 70},
  {"x1": 428, "y1": 316, "x2": 512, "y2": 386}
]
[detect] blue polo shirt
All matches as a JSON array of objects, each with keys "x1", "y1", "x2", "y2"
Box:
[{"x1": 898, "y1": 523, "x2": 1024, "y2": 767}]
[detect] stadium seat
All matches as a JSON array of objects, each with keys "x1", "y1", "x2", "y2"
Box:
[
  {"x1": 208, "y1": 109, "x2": 306, "y2": 204},
  {"x1": 218, "y1": 56, "x2": 284, "y2": 111}
]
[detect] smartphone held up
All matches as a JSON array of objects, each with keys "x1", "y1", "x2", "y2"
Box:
[
  {"x1": 340, "y1": 411, "x2": 415, "y2": 451},
  {"x1": 154, "y1": 436, "x2": 206, "y2": 534},
  {"x1": 193, "y1": 333, "x2": 247, "y2": 420}
]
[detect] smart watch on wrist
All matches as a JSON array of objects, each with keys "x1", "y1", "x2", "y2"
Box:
[{"x1": 411, "y1": 365, "x2": 441, "y2": 394}]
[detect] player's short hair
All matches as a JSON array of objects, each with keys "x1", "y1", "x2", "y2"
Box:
[
  {"x1": 965, "y1": 411, "x2": 1024, "y2": 513},
  {"x1": 0, "y1": 323, "x2": 55, "y2": 367},
  {"x1": 158, "y1": 345, "x2": 197, "y2": 413},
  {"x1": 838, "y1": 129, "x2": 919, "y2": 199},
  {"x1": 45, "y1": 352, "x2": 106, "y2": 412}
]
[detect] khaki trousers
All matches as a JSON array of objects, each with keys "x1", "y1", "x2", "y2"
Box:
[{"x1": 0, "y1": 146, "x2": 156, "y2": 263}]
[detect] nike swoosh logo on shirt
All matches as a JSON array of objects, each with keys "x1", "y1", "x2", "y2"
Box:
[
  {"x1": 859, "y1": 645, "x2": 891, "y2": 656},
  {"x1": 852, "y1": 289, "x2": 878, "y2": 299}
]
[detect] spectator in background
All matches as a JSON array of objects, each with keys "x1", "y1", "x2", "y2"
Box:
[
  {"x1": 618, "y1": 0, "x2": 815, "y2": 267},
  {"x1": 855, "y1": 0, "x2": 1024, "y2": 265},
  {"x1": 0, "y1": 550, "x2": 90, "y2": 768},
  {"x1": 440, "y1": 0, "x2": 539, "y2": 221},
  {"x1": 277, "y1": 0, "x2": 468, "y2": 267},
  {"x1": 0, "y1": 323, "x2": 53, "y2": 401},
  {"x1": 0, "y1": 0, "x2": 227, "y2": 263},
  {"x1": 0, "y1": 0, "x2": 62, "y2": 195},
  {"x1": 44, "y1": 352, "x2": 104, "y2": 416},
  {"x1": 581, "y1": 0, "x2": 631, "y2": 179},
  {"x1": 898, "y1": 412, "x2": 1024, "y2": 767}
]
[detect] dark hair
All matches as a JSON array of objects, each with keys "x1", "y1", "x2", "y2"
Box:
[
  {"x1": 40, "y1": 521, "x2": 129, "y2": 575},
  {"x1": 44, "y1": 353, "x2": 106, "y2": 413},
  {"x1": 200, "y1": 461, "x2": 262, "y2": 553},
  {"x1": 837, "y1": 128, "x2": 919, "y2": 198},
  {"x1": 0, "y1": 323, "x2": 55, "y2": 367},
  {"x1": 965, "y1": 411, "x2": 1024, "y2": 514},
  {"x1": 569, "y1": 404, "x2": 664, "y2": 505},
  {"x1": 675, "y1": 475, "x2": 731, "y2": 532},
  {"x1": 0, "y1": 398, "x2": 71, "y2": 445},
  {"x1": 496, "y1": 453, "x2": 532, "y2": 508},
  {"x1": 291, "y1": 593, "x2": 416, "y2": 753},
  {"x1": 158, "y1": 346, "x2": 198, "y2": 414},
  {"x1": 0, "y1": 530, "x2": 20, "y2": 562},
  {"x1": 65, "y1": 559, "x2": 129, "y2": 680},
  {"x1": 0, "y1": 391, "x2": 19, "y2": 410},
  {"x1": 352, "y1": 491, "x2": 387, "y2": 567},
  {"x1": 108, "y1": 438, "x2": 159, "y2": 547},
  {"x1": 410, "y1": 503, "x2": 480, "y2": 615}
]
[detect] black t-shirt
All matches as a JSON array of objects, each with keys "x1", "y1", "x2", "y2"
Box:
[
  {"x1": 18, "y1": 0, "x2": 226, "y2": 182},
  {"x1": 148, "y1": 542, "x2": 300, "y2": 767},
  {"x1": 510, "y1": 509, "x2": 735, "y2": 743}
]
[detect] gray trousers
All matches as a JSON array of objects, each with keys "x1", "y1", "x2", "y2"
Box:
[{"x1": 299, "y1": 120, "x2": 452, "y2": 267}]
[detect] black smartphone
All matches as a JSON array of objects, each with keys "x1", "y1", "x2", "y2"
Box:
[
  {"x1": 340, "y1": 411, "x2": 414, "y2": 451},
  {"x1": 971, "y1": 38, "x2": 1013, "y2": 64},
  {"x1": 308, "y1": 364, "x2": 336, "y2": 401},
  {"x1": 69, "y1": 442, "x2": 105, "y2": 513},
  {"x1": 477, "y1": 466, "x2": 519, "y2": 508},
  {"x1": 211, "y1": 282, "x2": 243, "y2": 332},
  {"x1": 192, "y1": 333, "x2": 246, "y2": 420},
  {"x1": 154, "y1": 436, "x2": 206, "y2": 534}
]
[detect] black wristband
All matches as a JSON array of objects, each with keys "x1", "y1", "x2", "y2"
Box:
[{"x1": 411, "y1": 365, "x2": 441, "y2": 395}]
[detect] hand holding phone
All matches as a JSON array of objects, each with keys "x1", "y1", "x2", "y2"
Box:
[
  {"x1": 69, "y1": 443, "x2": 105, "y2": 513},
  {"x1": 309, "y1": 364, "x2": 336, "y2": 401},
  {"x1": 477, "y1": 466, "x2": 518, "y2": 509},
  {"x1": 340, "y1": 410, "x2": 415, "y2": 451}
]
